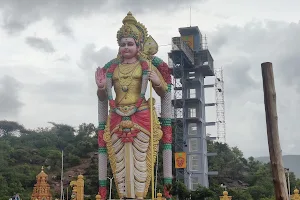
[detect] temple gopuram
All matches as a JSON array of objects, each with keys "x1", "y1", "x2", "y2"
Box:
[{"x1": 31, "y1": 166, "x2": 52, "y2": 200}]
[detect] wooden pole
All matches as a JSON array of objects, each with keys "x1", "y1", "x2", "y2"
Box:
[{"x1": 261, "y1": 62, "x2": 289, "y2": 200}]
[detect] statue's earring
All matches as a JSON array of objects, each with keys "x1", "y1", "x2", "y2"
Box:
[{"x1": 137, "y1": 43, "x2": 142, "y2": 59}]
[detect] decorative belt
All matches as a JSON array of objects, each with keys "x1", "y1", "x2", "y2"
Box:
[{"x1": 114, "y1": 100, "x2": 149, "y2": 116}]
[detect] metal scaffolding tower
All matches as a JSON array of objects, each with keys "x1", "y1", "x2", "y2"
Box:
[
  {"x1": 169, "y1": 26, "x2": 218, "y2": 191},
  {"x1": 215, "y1": 68, "x2": 226, "y2": 143},
  {"x1": 169, "y1": 50, "x2": 186, "y2": 183}
]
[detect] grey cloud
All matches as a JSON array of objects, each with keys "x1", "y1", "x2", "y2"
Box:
[
  {"x1": 0, "y1": 75, "x2": 23, "y2": 117},
  {"x1": 0, "y1": 0, "x2": 204, "y2": 35},
  {"x1": 25, "y1": 36, "x2": 55, "y2": 53},
  {"x1": 210, "y1": 21, "x2": 300, "y2": 99},
  {"x1": 56, "y1": 55, "x2": 71, "y2": 62},
  {"x1": 33, "y1": 79, "x2": 87, "y2": 105},
  {"x1": 76, "y1": 44, "x2": 128, "y2": 109},
  {"x1": 1, "y1": 6, "x2": 41, "y2": 35},
  {"x1": 0, "y1": 0, "x2": 110, "y2": 35},
  {"x1": 208, "y1": 20, "x2": 300, "y2": 157},
  {"x1": 77, "y1": 44, "x2": 117, "y2": 98},
  {"x1": 208, "y1": 34, "x2": 227, "y2": 54},
  {"x1": 55, "y1": 22, "x2": 74, "y2": 37},
  {"x1": 224, "y1": 57, "x2": 260, "y2": 98},
  {"x1": 115, "y1": 0, "x2": 205, "y2": 13},
  {"x1": 2, "y1": 19, "x2": 27, "y2": 35},
  {"x1": 77, "y1": 44, "x2": 116, "y2": 70},
  {"x1": 277, "y1": 54, "x2": 300, "y2": 90},
  {"x1": 272, "y1": 22, "x2": 300, "y2": 91}
]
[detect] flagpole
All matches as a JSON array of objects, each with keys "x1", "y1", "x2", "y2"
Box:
[
  {"x1": 149, "y1": 60, "x2": 155, "y2": 200},
  {"x1": 61, "y1": 150, "x2": 64, "y2": 200}
]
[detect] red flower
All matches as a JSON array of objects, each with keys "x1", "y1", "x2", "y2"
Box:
[
  {"x1": 98, "y1": 130, "x2": 106, "y2": 147},
  {"x1": 158, "y1": 62, "x2": 171, "y2": 84},
  {"x1": 164, "y1": 185, "x2": 172, "y2": 198},
  {"x1": 162, "y1": 126, "x2": 172, "y2": 144},
  {"x1": 109, "y1": 100, "x2": 116, "y2": 108},
  {"x1": 115, "y1": 129, "x2": 139, "y2": 143},
  {"x1": 135, "y1": 98, "x2": 143, "y2": 108},
  {"x1": 107, "y1": 63, "x2": 118, "y2": 73},
  {"x1": 140, "y1": 60, "x2": 149, "y2": 71},
  {"x1": 99, "y1": 187, "x2": 107, "y2": 199}
]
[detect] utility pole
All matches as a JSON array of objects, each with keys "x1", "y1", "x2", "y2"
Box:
[
  {"x1": 107, "y1": 177, "x2": 113, "y2": 200},
  {"x1": 261, "y1": 62, "x2": 288, "y2": 200},
  {"x1": 61, "y1": 150, "x2": 64, "y2": 200},
  {"x1": 285, "y1": 168, "x2": 291, "y2": 197}
]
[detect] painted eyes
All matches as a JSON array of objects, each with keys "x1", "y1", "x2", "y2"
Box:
[{"x1": 120, "y1": 42, "x2": 135, "y2": 47}]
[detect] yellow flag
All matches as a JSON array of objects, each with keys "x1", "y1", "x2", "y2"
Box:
[{"x1": 175, "y1": 152, "x2": 186, "y2": 169}]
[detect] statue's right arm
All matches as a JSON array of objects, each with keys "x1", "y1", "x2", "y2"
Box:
[
  {"x1": 95, "y1": 67, "x2": 108, "y2": 101},
  {"x1": 97, "y1": 87, "x2": 107, "y2": 101}
]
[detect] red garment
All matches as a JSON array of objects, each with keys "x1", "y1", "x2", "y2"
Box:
[{"x1": 109, "y1": 108, "x2": 151, "y2": 143}]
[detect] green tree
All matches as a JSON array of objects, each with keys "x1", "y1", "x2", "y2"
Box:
[
  {"x1": 229, "y1": 188, "x2": 253, "y2": 200},
  {"x1": 171, "y1": 181, "x2": 191, "y2": 200},
  {"x1": 0, "y1": 120, "x2": 25, "y2": 137},
  {"x1": 190, "y1": 185, "x2": 214, "y2": 200},
  {"x1": 1, "y1": 120, "x2": 299, "y2": 199}
]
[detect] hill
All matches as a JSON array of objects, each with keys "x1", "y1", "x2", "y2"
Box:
[
  {"x1": 256, "y1": 155, "x2": 300, "y2": 178},
  {"x1": 1, "y1": 120, "x2": 300, "y2": 199}
]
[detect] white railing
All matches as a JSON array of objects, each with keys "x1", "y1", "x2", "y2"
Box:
[{"x1": 172, "y1": 37, "x2": 194, "y2": 64}]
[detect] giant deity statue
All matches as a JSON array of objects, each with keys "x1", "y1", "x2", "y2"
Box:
[{"x1": 95, "y1": 12, "x2": 173, "y2": 199}]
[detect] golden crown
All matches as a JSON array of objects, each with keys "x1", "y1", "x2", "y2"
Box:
[
  {"x1": 117, "y1": 12, "x2": 148, "y2": 46},
  {"x1": 116, "y1": 12, "x2": 159, "y2": 58}
]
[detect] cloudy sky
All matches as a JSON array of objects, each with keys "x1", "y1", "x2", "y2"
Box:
[{"x1": 1, "y1": 0, "x2": 300, "y2": 158}]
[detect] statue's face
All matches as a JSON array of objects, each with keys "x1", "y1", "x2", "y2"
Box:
[{"x1": 119, "y1": 37, "x2": 139, "y2": 59}]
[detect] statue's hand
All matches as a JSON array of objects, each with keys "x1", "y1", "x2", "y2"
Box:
[
  {"x1": 95, "y1": 67, "x2": 106, "y2": 89},
  {"x1": 149, "y1": 70, "x2": 161, "y2": 86}
]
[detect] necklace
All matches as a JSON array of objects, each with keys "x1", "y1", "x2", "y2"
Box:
[
  {"x1": 105, "y1": 59, "x2": 150, "y2": 116},
  {"x1": 117, "y1": 64, "x2": 138, "y2": 92},
  {"x1": 123, "y1": 60, "x2": 138, "y2": 64},
  {"x1": 118, "y1": 62, "x2": 139, "y2": 75}
]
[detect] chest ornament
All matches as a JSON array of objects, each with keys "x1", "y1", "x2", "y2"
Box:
[{"x1": 105, "y1": 59, "x2": 150, "y2": 116}]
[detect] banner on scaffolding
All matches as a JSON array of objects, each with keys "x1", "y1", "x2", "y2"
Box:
[
  {"x1": 175, "y1": 152, "x2": 187, "y2": 169},
  {"x1": 181, "y1": 35, "x2": 194, "y2": 49}
]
